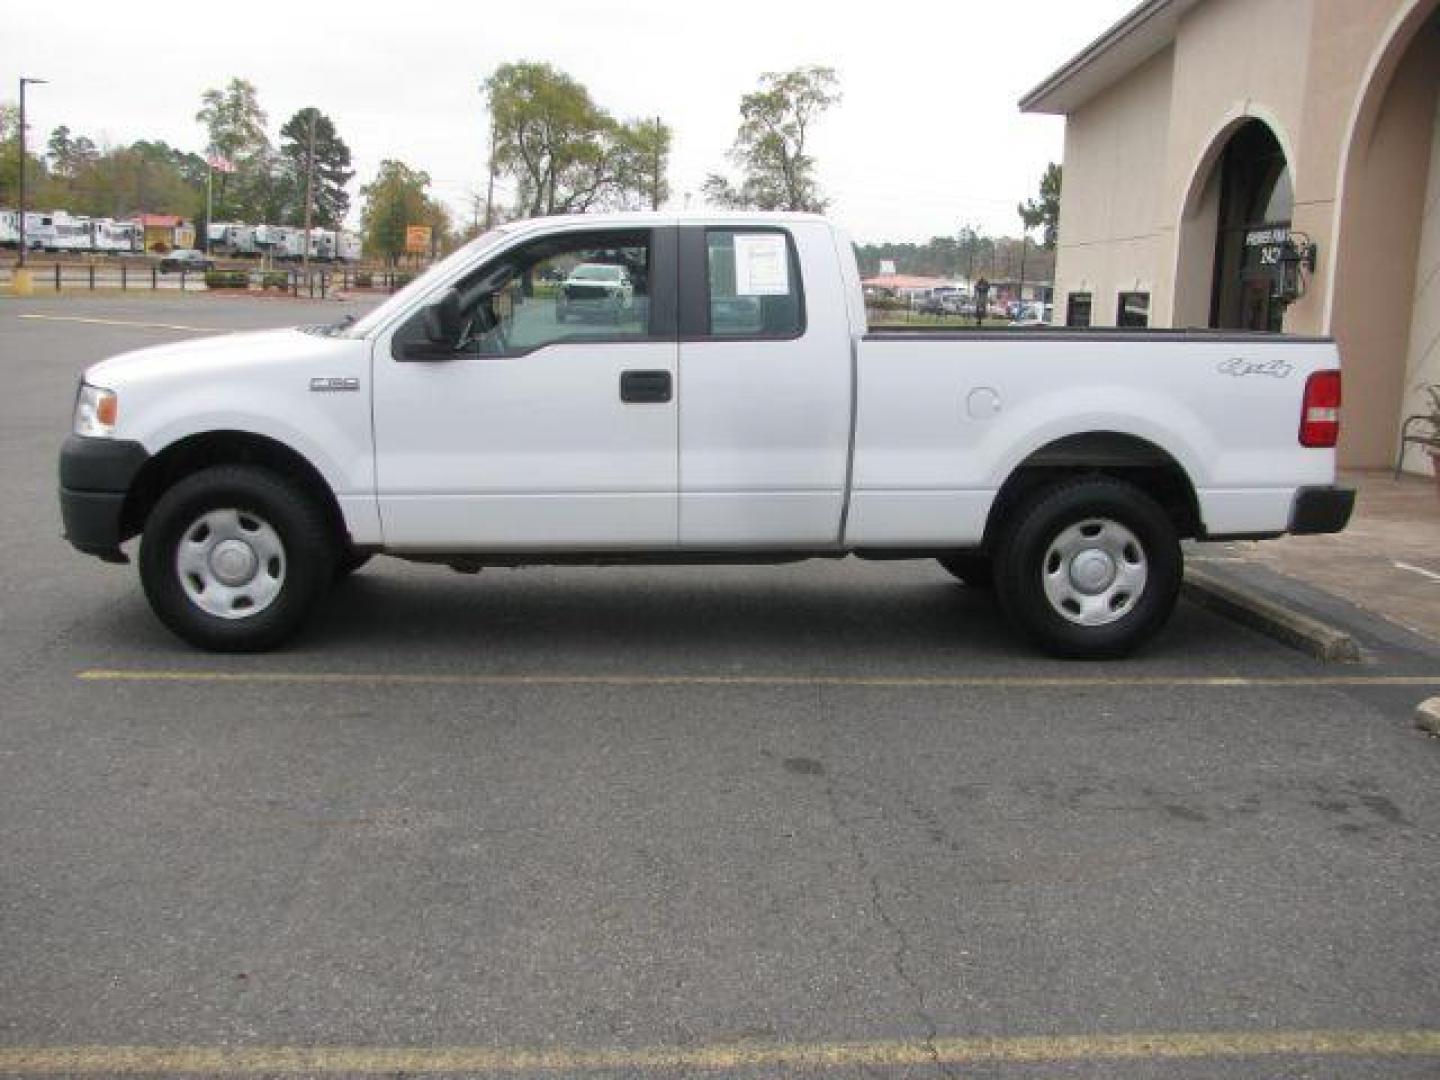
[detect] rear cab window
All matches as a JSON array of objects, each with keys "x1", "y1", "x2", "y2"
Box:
[{"x1": 703, "y1": 228, "x2": 805, "y2": 339}]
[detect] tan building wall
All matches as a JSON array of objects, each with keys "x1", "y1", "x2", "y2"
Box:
[
  {"x1": 1033, "y1": 0, "x2": 1440, "y2": 470},
  {"x1": 1052, "y1": 48, "x2": 1173, "y2": 327}
]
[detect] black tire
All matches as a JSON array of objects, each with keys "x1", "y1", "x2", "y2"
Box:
[
  {"x1": 937, "y1": 553, "x2": 994, "y2": 589},
  {"x1": 334, "y1": 549, "x2": 373, "y2": 581},
  {"x1": 993, "y1": 477, "x2": 1181, "y2": 659},
  {"x1": 139, "y1": 465, "x2": 336, "y2": 652}
]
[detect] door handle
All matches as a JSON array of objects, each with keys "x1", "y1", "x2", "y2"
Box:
[{"x1": 620, "y1": 369, "x2": 672, "y2": 403}]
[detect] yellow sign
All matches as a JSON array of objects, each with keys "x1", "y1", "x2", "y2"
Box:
[{"x1": 405, "y1": 225, "x2": 432, "y2": 254}]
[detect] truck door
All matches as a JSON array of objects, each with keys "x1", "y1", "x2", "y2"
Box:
[
  {"x1": 676, "y1": 223, "x2": 853, "y2": 545},
  {"x1": 372, "y1": 226, "x2": 679, "y2": 549}
]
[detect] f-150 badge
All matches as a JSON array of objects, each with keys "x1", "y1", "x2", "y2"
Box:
[{"x1": 310, "y1": 377, "x2": 360, "y2": 392}]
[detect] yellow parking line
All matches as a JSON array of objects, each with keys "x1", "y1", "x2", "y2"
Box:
[
  {"x1": 16, "y1": 314, "x2": 226, "y2": 333},
  {"x1": 1, "y1": 1030, "x2": 1438, "y2": 1074},
  {"x1": 76, "y1": 669, "x2": 1440, "y2": 688}
]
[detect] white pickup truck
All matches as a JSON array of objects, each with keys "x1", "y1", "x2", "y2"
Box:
[{"x1": 60, "y1": 211, "x2": 1353, "y2": 657}]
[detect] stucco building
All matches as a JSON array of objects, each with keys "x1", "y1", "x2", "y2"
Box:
[{"x1": 1021, "y1": 0, "x2": 1440, "y2": 471}]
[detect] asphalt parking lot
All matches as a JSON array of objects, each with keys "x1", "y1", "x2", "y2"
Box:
[{"x1": 2, "y1": 295, "x2": 1439, "y2": 1078}]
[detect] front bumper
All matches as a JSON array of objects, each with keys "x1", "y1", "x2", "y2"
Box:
[
  {"x1": 58, "y1": 435, "x2": 150, "y2": 562},
  {"x1": 1289, "y1": 485, "x2": 1356, "y2": 535}
]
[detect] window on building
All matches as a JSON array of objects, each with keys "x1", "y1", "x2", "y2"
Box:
[
  {"x1": 1117, "y1": 292, "x2": 1150, "y2": 328},
  {"x1": 1066, "y1": 292, "x2": 1092, "y2": 328}
]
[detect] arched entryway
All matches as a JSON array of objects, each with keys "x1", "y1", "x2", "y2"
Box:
[
  {"x1": 1210, "y1": 122, "x2": 1294, "y2": 331},
  {"x1": 1329, "y1": 1, "x2": 1440, "y2": 469},
  {"x1": 1173, "y1": 114, "x2": 1294, "y2": 332}
]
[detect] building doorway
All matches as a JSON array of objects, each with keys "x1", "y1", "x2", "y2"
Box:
[{"x1": 1209, "y1": 121, "x2": 1293, "y2": 331}]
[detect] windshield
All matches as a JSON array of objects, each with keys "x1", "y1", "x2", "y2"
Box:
[
  {"x1": 341, "y1": 227, "x2": 511, "y2": 338},
  {"x1": 571, "y1": 264, "x2": 622, "y2": 281}
]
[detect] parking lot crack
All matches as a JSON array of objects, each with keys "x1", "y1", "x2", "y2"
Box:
[{"x1": 815, "y1": 689, "x2": 958, "y2": 1080}]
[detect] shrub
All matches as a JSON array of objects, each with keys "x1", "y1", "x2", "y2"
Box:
[
  {"x1": 353, "y1": 271, "x2": 373, "y2": 288},
  {"x1": 261, "y1": 272, "x2": 290, "y2": 291},
  {"x1": 392, "y1": 272, "x2": 415, "y2": 288},
  {"x1": 204, "y1": 271, "x2": 249, "y2": 290}
]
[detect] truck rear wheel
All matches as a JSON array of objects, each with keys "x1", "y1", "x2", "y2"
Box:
[
  {"x1": 994, "y1": 477, "x2": 1181, "y2": 658},
  {"x1": 139, "y1": 465, "x2": 335, "y2": 652}
]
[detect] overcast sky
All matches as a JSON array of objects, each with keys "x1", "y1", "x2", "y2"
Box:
[{"x1": 3, "y1": 0, "x2": 1135, "y2": 243}]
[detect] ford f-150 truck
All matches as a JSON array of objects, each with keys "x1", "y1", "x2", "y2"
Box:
[{"x1": 59, "y1": 212, "x2": 1354, "y2": 657}]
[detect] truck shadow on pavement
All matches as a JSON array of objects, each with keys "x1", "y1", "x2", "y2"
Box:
[{"x1": 91, "y1": 561, "x2": 1291, "y2": 669}]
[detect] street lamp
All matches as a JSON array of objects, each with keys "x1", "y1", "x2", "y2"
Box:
[{"x1": 16, "y1": 77, "x2": 48, "y2": 275}]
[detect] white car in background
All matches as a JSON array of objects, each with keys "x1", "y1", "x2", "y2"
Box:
[{"x1": 555, "y1": 263, "x2": 634, "y2": 323}]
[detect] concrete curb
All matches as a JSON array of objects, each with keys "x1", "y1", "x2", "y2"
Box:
[
  {"x1": 1416, "y1": 697, "x2": 1440, "y2": 735},
  {"x1": 1183, "y1": 565, "x2": 1362, "y2": 663}
]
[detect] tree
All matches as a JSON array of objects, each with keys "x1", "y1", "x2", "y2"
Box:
[
  {"x1": 278, "y1": 107, "x2": 354, "y2": 228},
  {"x1": 703, "y1": 66, "x2": 840, "y2": 212},
  {"x1": 78, "y1": 144, "x2": 203, "y2": 218},
  {"x1": 627, "y1": 117, "x2": 671, "y2": 211},
  {"x1": 484, "y1": 62, "x2": 671, "y2": 217},
  {"x1": 361, "y1": 159, "x2": 447, "y2": 264},
  {"x1": 47, "y1": 126, "x2": 99, "y2": 179},
  {"x1": 1018, "y1": 163, "x2": 1062, "y2": 250},
  {"x1": 196, "y1": 78, "x2": 270, "y2": 218}
]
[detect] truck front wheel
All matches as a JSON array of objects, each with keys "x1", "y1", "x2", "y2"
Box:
[
  {"x1": 139, "y1": 465, "x2": 336, "y2": 652},
  {"x1": 994, "y1": 477, "x2": 1181, "y2": 658}
]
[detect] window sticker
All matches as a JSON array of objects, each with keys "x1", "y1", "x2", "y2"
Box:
[{"x1": 732, "y1": 232, "x2": 790, "y2": 296}]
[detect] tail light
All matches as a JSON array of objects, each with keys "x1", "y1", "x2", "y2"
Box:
[{"x1": 1300, "y1": 370, "x2": 1341, "y2": 448}]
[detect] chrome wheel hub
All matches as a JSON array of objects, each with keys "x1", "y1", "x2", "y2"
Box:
[
  {"x1": 175, "y1": 508, "x2": 286, "y2": 619},
  {"x1": 209, "y1": 538, "x2": 259, "y2": 586},
  {"x1": 1042, "y1": 518, "x2": 1147, "y2": 627}
]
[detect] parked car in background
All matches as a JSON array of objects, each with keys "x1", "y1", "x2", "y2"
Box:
[
  {"x1": 555, "y1": 263, "x2": 634, "y2": 323},
  {"x1": 1011, "y1": 302, "x2": 1053, "y2": 326},
  {"x1": 157, "y1": 249, "x2": 214, "y2": 273},
  {"x1": 915, "y1": 288, "x2": 970, "y2": 316}
]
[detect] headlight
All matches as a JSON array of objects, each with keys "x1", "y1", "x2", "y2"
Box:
[{"x1": 74, "y1": 383, "x2": 118, "y2": 438}]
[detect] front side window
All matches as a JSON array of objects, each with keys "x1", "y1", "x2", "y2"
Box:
[
  {"x1": 1066, "y1": 292, "x2": 1092, "y2": 328},
  {"x1": 393, "y1": 230, "x2": 653, "y2": 356},
  {"x1": 1117, "y1": 292, "x2": 1150, "y2": 328},
  {"x1": 705, "y1": 229, "x2": 804, "y2": 338}
]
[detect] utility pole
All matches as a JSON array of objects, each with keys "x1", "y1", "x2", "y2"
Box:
[
  {"x1": 1018, "y1": 230, "x2": 1029, "y2": 309},
  {"x1": 479, "y1": 82, "x2": 497, "y2": 230},
  {"x1": 484, "y1": 116, "x2": 497, "y2": 230},
  {"x1": 16, "y1": 77, "x2": 47, "y2": 274},
  {"x1": 301, "y1": 109, "x2": 317, "y2": 277},
  {"x1": 652, "y1": 116, "x2": 662, "y2": 211}
]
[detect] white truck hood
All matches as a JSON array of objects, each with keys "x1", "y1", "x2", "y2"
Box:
[{"x1": 85, "y1": 327, "x2": 347, "y2": 390}]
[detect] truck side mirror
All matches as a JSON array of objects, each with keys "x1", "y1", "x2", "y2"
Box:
[{"x1": 424, "y1": 288, "x2": 463, "y2": 345}]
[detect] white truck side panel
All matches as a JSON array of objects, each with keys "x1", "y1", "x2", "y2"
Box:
[{"x1": 848, "y1": 337, "x2": 1338, "y2": 545}]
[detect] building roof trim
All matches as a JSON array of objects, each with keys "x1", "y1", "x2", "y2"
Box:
[{"x1": 1019, "y1": 0, "x2": 1200, "y2": 115}]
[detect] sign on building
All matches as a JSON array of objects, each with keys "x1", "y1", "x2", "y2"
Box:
[{"x1": 1242, "y1": 226, "x2": 1291, "y2": 281}]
